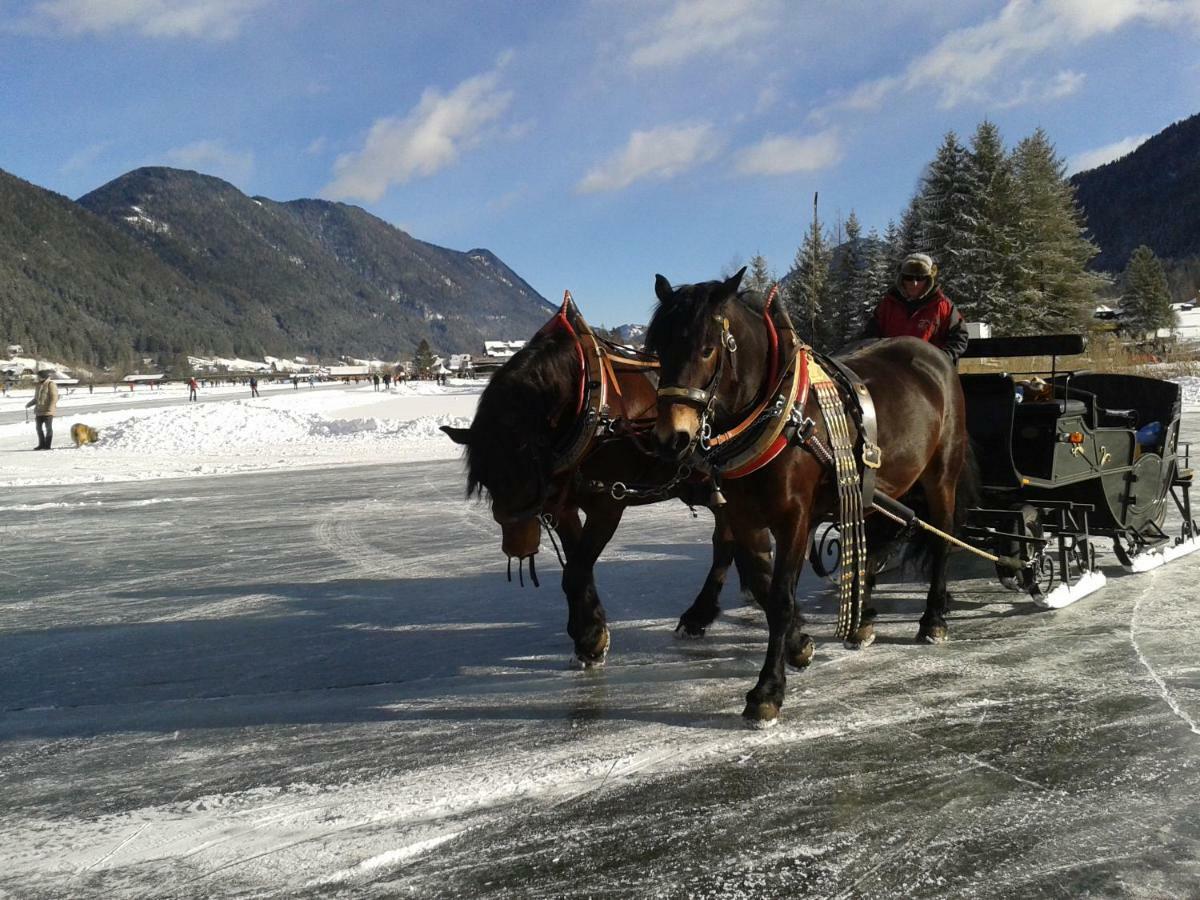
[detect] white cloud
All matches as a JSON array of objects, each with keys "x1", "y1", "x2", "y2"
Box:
[
  {"x1": 304, "y1": 136, "x2": 327, "y2": 157},
  {"x1": 1067, "y1": 133, "x2": 1151, "y2": 174},
  {"x1": 61, "y1": 140, "x2": 114, "y2": 174},
  {"x1": 323, "y1": 59, "x2": 513, "y2": 203},
  {"x1": 994, "y1": 69, "x2": 1086, "y2": 108},
  {"x1": 735, "y1": 129, "x2": 842, "y2": 176},
  {"x1": 576, "y1": 123, "x2": 720, "y2": 193},
  {"x1": 33, "y1": 0, "x2": 264, "y2": 40},
  {"x1": 821, "y1": 0, "x2": 1200, "y2": 112},
  {"x1": 164, "y1": 139, "x2": 254, "y2": 184},
  {"x1": 627, "y1": 0, "x2": 781, "y2": 68}
]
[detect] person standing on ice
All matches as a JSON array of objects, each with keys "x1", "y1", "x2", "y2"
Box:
[
  {"x1": 187, "y1": 377, "x2": 199, "y2": 402},
  {"x1": 861, "y1": 253, "x2": 969, "y2": 365},
  {"x1": 25, "y1": 369, "x2": 58, "y2": 450},
  {"x1": 249, "y1": 375, "x2": 260, "y2": 398}
]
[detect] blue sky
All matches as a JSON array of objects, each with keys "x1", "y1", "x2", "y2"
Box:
[{"x1": 3, "y1": 1, "x2": 1199, "y2": 329}]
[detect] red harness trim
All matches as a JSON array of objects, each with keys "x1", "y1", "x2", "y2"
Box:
[
  {"x1": 762, "y1": 285, "x2": 779, "y2": 394},
  {"x1": 723, "y1": 347, "x2": 812, "y2": 480},
  {"x1": 535, "y1": 292, "x2": 588, "y2": 417}
]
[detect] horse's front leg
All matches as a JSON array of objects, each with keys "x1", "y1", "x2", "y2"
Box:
[
  {"x1": 556, "y1": 500, "x2": 623, "y2": 668},
  {"x1": 744, "y1": 511, "x2": 811, "y2": 726},
  {"x1": 675, "y1": 506, "x2": 736, "y2": 639}
]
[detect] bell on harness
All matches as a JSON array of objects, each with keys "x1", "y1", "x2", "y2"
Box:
[{"x1": 709, "y1": 474, "x2": 727, "y2": 508}]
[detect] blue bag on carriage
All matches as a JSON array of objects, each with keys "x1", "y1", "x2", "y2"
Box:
[{"x1": 1135, "y1": 421, "x2": 1163, "y2": 448}]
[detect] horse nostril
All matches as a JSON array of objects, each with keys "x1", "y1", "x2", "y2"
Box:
[{"x1": 672, "y1": 430, "x2": 693, "y2": 455}]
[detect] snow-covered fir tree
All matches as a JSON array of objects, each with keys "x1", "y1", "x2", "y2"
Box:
[
  {"x1": 830, "y1": 211, "x2": 870, "y2": 346},
  {"x1": 963, "y1": 120, "x2": 1021, "y2": 331},
  {"x1": 862, "y1": 225, "x2": 893, "y2": 315},
  {"x1": 916, "y1": 131, "x2": 980, "y2": 304},
  {"x1": 1010, "y1": 128, "x2": 1104, "y2": 334},
  {"x1": 785, "y1": 216, "x2": 835, "y2": 351},
  {"x1": 1121, "y1": 245, "x2": 1175, "y2": 338},
  {"x1": 745, "y1": 253, "x2": 776, "y2": 295}
]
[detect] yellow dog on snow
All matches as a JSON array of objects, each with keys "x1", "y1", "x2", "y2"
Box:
[{"x1": 71, "y1": 423, "x2": 100, "y2": 447}]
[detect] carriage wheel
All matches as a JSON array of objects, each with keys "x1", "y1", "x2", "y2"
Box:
[{"x1": 809, "y1": 523, "x2": 841, "y2": 580}]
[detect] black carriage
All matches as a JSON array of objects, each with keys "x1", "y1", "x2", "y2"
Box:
[{"x1": 959, "y1": 334, "x2": 1198, "y2": 605}]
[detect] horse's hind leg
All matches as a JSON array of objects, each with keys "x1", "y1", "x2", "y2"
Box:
[
  {"x1": 845, "y1": 516, "x2": 906, "y2": 649},
  {"x1": 915, "y1": 474, "x2": 956, "y2": 644},
  {"x1": 557, "y1": 502, "x2": 623, "y2": 667}
]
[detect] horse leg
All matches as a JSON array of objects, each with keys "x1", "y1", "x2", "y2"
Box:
[
  {"x1": 914, "y1": 478, "x2": 956, "y2": 644},
  {"x1": 557, "y1": 501, "x2": 623, "y2": 667},
  {"x1": 734, "y1": 524, "x2": 773, "y2": 609},
  {"x1": 744, "y1": 510, "x2": 811, "y2": 726},
  {"x1": 845, "y1": 516, "x2": 904, "y2": 649},
  {"x1": 675, "y1": 507, "x2": 735, "y2": 639}
]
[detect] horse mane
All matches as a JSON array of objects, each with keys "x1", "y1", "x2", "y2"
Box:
[
  {"x1": 645, "y1": 282, "x2": 765, "y2": 353},
  {"x1": 463, "y1": 328, "x2": 577, "y2": 500}
]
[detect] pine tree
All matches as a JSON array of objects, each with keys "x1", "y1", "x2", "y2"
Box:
[
  {"x1": 830, "y1": 211, "x2": 870, "y2": 345},
  {"x1": 862, "y1": 225, "x2": 893, "y2": 314},
  {"x1": 1010, "y1": 128, "x2": 1105, "y2": 334},
  {"x1": 963, "y1": 120, "x2": 1021, "y2": 330},
  {"x1": 414, "y1": 338, "x2": 437, "y2": 377},
  {"x1": 745, "y1": 253, "x2": 775, "y2": 294},
  {"x1": 917, "y1": 131, "x2": 980, "y2": 303},
  {"x1": 895, "y1": 199, "x2": 921, "y2": 271},
  {"x1": 1121, "y1": 245, "x2": 1175, "y2": 338},
  {"x1": 784, "y1": 214, "x2": 836, "y2": 351}
]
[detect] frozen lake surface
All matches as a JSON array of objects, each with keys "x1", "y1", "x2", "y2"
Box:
[{"x1": 1, "y1": 384, "x2": 1198, "y2": 898}]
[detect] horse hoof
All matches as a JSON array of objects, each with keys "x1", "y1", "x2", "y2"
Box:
[
  {"x1": 918, "y1": 624, "x2": 948, "y2": 644},
  {"x1": 674, "y1": 621, "x2": 706, "y2": 640},
  {"x1": 786, "y1": 634, "x2": 815, "y2": 669},
  {"x1": 843, "y1": 624, "x2": 876, "y2": 651},
  {"x1": 570, "y1": 627, "x2": 610, "y2": 668},
  {"x1": 741, "y1": 701, "x2": 780, "y2": 728},
  {"x1": 569, "y1": 652, "x2": 607, "y2": 670}
]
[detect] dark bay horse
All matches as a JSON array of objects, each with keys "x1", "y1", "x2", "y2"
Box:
[
  {"x1": 646, "y1": 270, "x2": 973, "y2": 725},
  {"x1": 442, "y1": 297, "x2": 772, "y2": 669}
]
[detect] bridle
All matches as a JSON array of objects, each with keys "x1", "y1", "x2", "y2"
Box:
[
  {"x1": 655, "y1": 314, "x2": 738, "y2": 451},
  {"x1": 656, "y1": 285, "x2": 787, "y2": 458}
]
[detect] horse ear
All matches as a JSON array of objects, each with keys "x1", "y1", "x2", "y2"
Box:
[
  {"x1": 440, "y1": 425, "x2": 472, "y2": 445},
  {"x1": 724, "y1": 267, "x2": 747, "y2": 294},
  {"x1": 654, "y1": 274, "x2": 675, "y2": 305}
]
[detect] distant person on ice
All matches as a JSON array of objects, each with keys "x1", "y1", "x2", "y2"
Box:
[
  {"x1": 860, "y1": 253, "x2": 969, "y2": 365},
  {"x1": 188, "y1": 377, "x2": 199, "y2": 402},
  {"x1": 372, "y1": 372, "x2": 381, "y2": 391},
  {"x1": 249, "y1": 375, "x2": 260, "y2": 398},
  {"x1": 26, "y1": 369, "x2": 58, "y2": 450}
]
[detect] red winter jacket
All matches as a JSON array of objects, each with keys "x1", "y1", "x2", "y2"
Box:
[{"x1": 862, "y1": 287, "x2": 970, "y2": 363}]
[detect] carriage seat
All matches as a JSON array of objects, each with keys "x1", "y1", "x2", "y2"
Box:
[
  {"x1": 1015, "y1": 398, "x2": 1088, "y2": 418},
  {"x1": 1097, "y1": 407, "x2": 1137, "y2": 428}
]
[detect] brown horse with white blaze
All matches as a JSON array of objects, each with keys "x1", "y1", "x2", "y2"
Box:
[{"x1": 646, "y1": 269, "x2": 974, "y2": 726}]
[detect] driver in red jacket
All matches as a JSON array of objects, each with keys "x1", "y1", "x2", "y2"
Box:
[{"x1": 862, "y1": 253, "x2": 969, "y2": 364}]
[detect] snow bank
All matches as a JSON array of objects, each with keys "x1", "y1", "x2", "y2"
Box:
[{"x1": 0, "y1": 382, "x2": 478, "y2": 487}]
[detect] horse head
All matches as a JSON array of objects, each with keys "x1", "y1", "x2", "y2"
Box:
[
  {"x1": 441, "y1": 328, "x2": 581, "y2": 567},
  {"x1": 645, "y1": 267, "x2": 769, "y2": 461}
]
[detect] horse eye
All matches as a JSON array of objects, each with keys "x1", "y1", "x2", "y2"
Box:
[{"x1": 701, "y1": 346, "x2": 716, "y2": 360}]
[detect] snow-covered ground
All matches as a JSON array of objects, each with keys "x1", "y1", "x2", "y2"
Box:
[
  {"x1": 2, "y1": 378, "x2": 1199, "y2": 898},
  {"x1": 0, "y1": 379, "x2": 477, "y2": 486}
]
